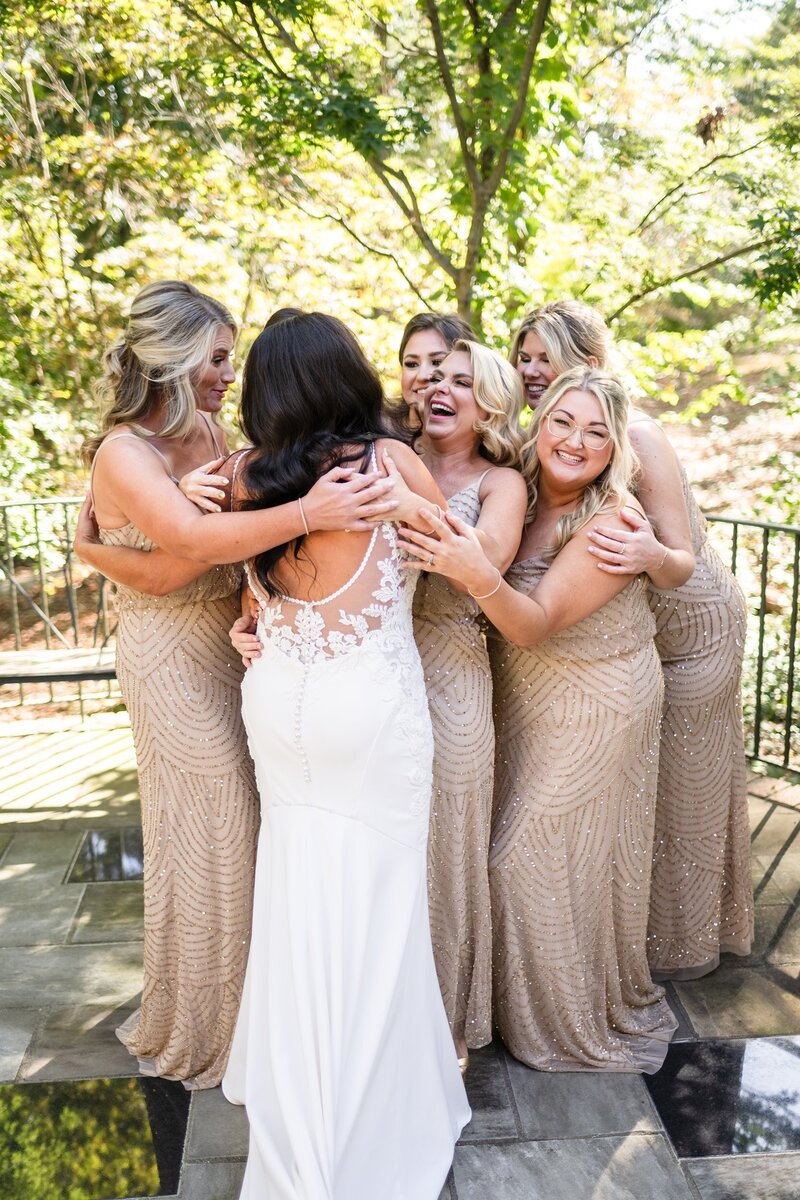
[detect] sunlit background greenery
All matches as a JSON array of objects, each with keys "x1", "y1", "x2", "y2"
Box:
[{"x1": 1, "y1": 0, "x2": 798, "y2": 518}]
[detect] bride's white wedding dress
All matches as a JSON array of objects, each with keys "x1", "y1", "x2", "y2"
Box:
[{"x1": 222, "y1": 508, "x2": 470, "y2": 1199}]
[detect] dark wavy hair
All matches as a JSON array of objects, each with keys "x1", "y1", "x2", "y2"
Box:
[
  {"x1": 240, "y1": 312, "x2": 395, "y2": 596},
  {"x1": 397, "y1": 311, "x2": 477, "y2": 362}
]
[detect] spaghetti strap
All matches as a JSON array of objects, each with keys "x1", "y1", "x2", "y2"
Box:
[
  {"x1": 199, "y1": 410, "x2": 224, "y2": 456},
  {"x1": 88, "y1": 432, "x2": 178, "y2": 504},
  {"x1": 93, "y1": 432, "x2": 179, "y2": 482},
  {"x1": 475, "y1": 467, "x2": 495, "y2": 490}
]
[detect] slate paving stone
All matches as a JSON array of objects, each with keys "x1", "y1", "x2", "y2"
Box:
[
  {"x1": 0, "y1": 891, "x2": 84, "y2": 946},
  {"x1": 177, "y1": 1159, "x2": 246, "y2": 1199},
  {"x1": 20, "y1": 1001, "x2": 138, "y2": 1081},
  {"x1": 0, "y1": 1006, "x2": 43, "y2": 1082},
  {"x1": 69, "y1": 881, "x2": 144, "y2": 944},
  {"x1": 0, "y1": 942, "x2": 143, "y2": 1007},
  {"x1": 0, "y1": 829, "x2": 82, "y2": 884},
  {"x1": 752, "y1": 853, "x2": 795, "y2": 904},
  {"x1": 750, "y1": 806, "x2": 800, "y2": 858},
  {"x1": 674, "y1": 965, "x2": 800, "y2": 1038},
  {"x1": 503, "y1": 1057, "x2": 661, "y2": 1140},
  {"x1": 460, "y1": 1041, "x2": 519, "y2": 1142},
  {"x1": 451, "y1": 1133, "x2": 694, "y2": 1199},
  {"x1": 685, "y1": 1153, "x2": 800, "y2": 1200},
  {"x1": 757, "y1": 851, "x2": 800, "y2": 906},
  {"x1": 185, "y1": 1088, "x2": 250, "y2": 1162}
]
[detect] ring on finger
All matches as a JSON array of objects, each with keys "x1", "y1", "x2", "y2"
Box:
[
  {"x1": 429, "y1": 552, "x2": 435, "y2": 566},
  {"x1": 619, "y1": 543, "x2": 626, "y2": 555}
]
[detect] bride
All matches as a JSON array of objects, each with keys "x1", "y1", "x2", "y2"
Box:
[{"x1": 221, "y1": 312, "x2": 470, "y2": 1199}]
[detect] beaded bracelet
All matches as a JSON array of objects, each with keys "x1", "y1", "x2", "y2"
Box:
[{"x1": 468, "y1": 568, "x2": 503, "y2": 600}]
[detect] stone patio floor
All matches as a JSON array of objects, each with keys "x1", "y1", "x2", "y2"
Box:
[{"x1": 2, "y1": 712, "x2": 800, "y2": 1199}]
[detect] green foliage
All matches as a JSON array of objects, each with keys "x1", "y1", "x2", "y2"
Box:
[
  {"x1": 0, "y1": 1078, "x2": 159, "y2": 1199},
  {"x1": 0, "y1": 0, "x2": 798, "y2": 510}
]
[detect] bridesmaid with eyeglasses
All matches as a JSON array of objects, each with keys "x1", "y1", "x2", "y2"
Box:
[{"x1": 509, "y1": 299, "x2": 753, "y2": 981}]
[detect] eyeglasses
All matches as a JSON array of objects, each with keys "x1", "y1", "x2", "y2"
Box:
[{"x1": 546, "y1": 411, "x2": 611, "y2": 450}]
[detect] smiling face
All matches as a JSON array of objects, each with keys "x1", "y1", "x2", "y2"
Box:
[
  {"x1": 194, "y1": 325, "x2": 235, "y2": 413},
  {"x1": 423, "y1": 349, "x2": 481, "y2": 444},
  {"x1": 536, "y1": 388, "x2": 614, "y2": 491},
  {"x1": 516, "y1": 331, "x2": 558, "y2": 409},
  {"x1": 400, "y1": 329, "x2": 450, "y2": 414}
]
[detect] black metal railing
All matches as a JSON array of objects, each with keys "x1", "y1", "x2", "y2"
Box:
[
  {"x1": 706, "y1": 515, "x2": 799, "y2": 777},
  {"x1": 0, "y1": 497, "x2": 116, "y2": 712},
  {"x1": 1, "y1": 499, "x2": 798, "y2": 775}
]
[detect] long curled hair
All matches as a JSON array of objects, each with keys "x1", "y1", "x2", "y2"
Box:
[
  {"x1": 445, "y1": 339, "x2": 525, "y2": 467},
  {"x1": 240, "y1": 312, "x2": 395, "y2": 597},
  {"x1": 510, "y1": 299, "x2": 611, "y2": 377},
  {"x1": 84, "y1": 280, "x2": 235, "y2": 462},
  {"x1": 521, "y1": 367, "x2": 638, "y2": 552}
]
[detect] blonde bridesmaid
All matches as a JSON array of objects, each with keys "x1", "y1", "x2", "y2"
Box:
[
  {"x1": 400, "y1": 368, "x2": 678, "y2": 1071},
  {"x1": 510, "y1": 300, "x2": 754, "y2": 979}
]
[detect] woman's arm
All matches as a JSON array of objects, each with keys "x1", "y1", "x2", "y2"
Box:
[
  {"x1": 72, "y1": 495, "x2": 219, "y2": 595},
  {"x1": 399, "y1": 506, "x2": 639, "y2": 648},
  {"x1": 91, "y1": 439, "x2": 399, "y2": 563},
  {"x1": 587, "y1": 421, "x2": 695, "y2": 588},
  {"x1": 472, "y1": 469, "x2": 528, "y2": 572},
  {"x1": 377, "y1": 442, "x2": 446, "y2": 525}
]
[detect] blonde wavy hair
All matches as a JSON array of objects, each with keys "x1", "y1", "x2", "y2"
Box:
[
  {"x1": 447, "y1": 339, "x2": 525, "y2": 467},
  {"x1": 84, "y1": 280, "x2": 235, "y2": 462},
  {"x1": 521, "y1": 367, "x2": 638, "y2": 551},
  {"x1": 510, "y1": 299, "x2": 611, "y2": 377}
]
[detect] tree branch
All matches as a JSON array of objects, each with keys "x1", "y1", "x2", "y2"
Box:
[
  {"x1": 364, "y1": 158, "x2": 458, "y2": 280},
  {"x1": 631, "y1": 130, "x2": 781, "y2": 235},
  {"x1": 233, "y1": 1, "x2": 290, "y2": 78},
  {"x1": 423, "y1": 0, "x2": 479, "y2": 192},
  {"x1": 485, "y1": 0, "x2": 551, "y2": 196},
  {"x1": 289, "y1": 194, "x2": 432, "y2": 306},
  {"x1": 608, "y1": 237, "x2": 775, "y2": 321},
  {"x1": 172, "y1": 1, "x2": 265, "y2": 66},
  {"x1": 580, "y1": 0, "x2": 671, "y2": 81}
]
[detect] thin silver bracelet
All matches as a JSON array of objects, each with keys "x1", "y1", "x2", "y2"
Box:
[{"x1": 468, "y1": 568, "x2": 503, "y2": 600}]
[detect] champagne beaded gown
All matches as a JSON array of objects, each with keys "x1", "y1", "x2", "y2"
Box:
[
  {"x1": 645, "y1": 457, "x2": 754, "y2": 978},
  {"x1": 489, "y1": 557, "x2": 676, "y2": 1072},
  {"x1": 222, "y1": 513, "x2": 470, "y2": 1199},
  {"x1": 413, "y1": 474, "x2": 494, "y2": 1050},
  {"x1": 102, "y1": 528, "x2": 259, "y2": 1088},
  {"x1": 93, "y1": 432, "x2": 259, "y2": 1089}
]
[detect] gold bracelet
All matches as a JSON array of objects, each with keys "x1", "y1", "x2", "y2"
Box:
[
  {"x1": 298, "y1": 497, "x2": 310, "y2": 537},
  {"x1": 468, "y1": 568, "x2": 503, "y2": 600},
  {"x1": 656, "y1": 546, "x2": 669, "y2": 570},
  {"x1": 424, "y1": 503, "x2": 443, "y2": 532}
]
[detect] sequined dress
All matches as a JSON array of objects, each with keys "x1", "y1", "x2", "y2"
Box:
[
  {"x1": 412, "y1": 475, "x2": 493, "y2": 1049},
  {"x1": 488, "y1": 556, "x2": 676, "y2": 1072},
  {"x1": 101, "y1": 525, "x2": 259, "y2": 1089},
  {"x1": 645, "y1": 459, "x2": 754, "y2": 978},
  {"x1": 222, "y1": 518, "x2": 470, "y2": 1199}
]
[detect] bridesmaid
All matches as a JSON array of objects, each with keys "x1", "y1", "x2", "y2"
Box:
[
  {"x1": 76, "y1": 282, "x2": 399, "y2": 1087},
  {"x1": 397, "y1": 311, "x2": 476, "y2": 433},
  {"x1": 411, "y1": 339, "x2": 527, "y2": 1064},
  {"x1": 510, "y1": 300, "x2": 753, "y2": 978},
  {"x1": 399, "y1": 367, "x2": 678, "y2": 1071}
]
